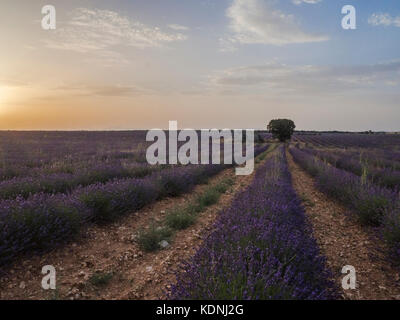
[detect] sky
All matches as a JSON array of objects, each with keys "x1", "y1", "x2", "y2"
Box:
[{"x1": 0, "y1": 0, "x2": 399, "y2": 131}]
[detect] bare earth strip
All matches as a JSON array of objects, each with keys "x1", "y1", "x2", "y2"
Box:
[
  {"x1": 0, "y1": 152, "x2": 270, "y2": 300},
  {"x1": 286, "y1": 149, "x2": 400, "y2": 300}
]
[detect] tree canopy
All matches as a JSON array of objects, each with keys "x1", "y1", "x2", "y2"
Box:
[{"x1": 267, "y1": 119, "x2": 296, "y2": 142}]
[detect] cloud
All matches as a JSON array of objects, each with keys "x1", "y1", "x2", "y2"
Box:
[
  {"x1": 168, "y1": 24, "x2": 190, "y2": 31},
  {"x1": 43, "y1": 8, "x2": 187, "y2": 54},
  {"x1": 210, "y1": 60, "x2": 400, "y2": 94},
  {"x1": 54, "y1": 83, "x2": 149, "y2": 97},
  {"x1": 224, "y1": 0, "x2": 328, "y2": 47},
  {"x1": 292, "y1": 0, "x2": 322, "y2": 5},
  {"x1": 368, "y1": 13, "x2": 400, "y2": 27},
  {"x1": 0, "y1": 78, "x2": 29, "y2": 88},
  {"x1": 218, "y1": 37, "x2": 239, "y2": 52}
]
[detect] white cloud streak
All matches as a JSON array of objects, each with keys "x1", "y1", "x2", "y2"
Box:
[
  {"x1": 210, "y1": 60, "x2": 400, "y2": 94},
  {"x1": 292, "y1": 0, "x2": 322, "y2": 5},
  {"x1": 52, "y1": 82, "x2": 159, "y2": 97},
  {"x1": 168, "y1": 24, "x2": 190, "y2": 31},
  {"x1": 368, "y1": 13, "x2": 400, "y2": 27},
  {"x1": 224, "y1": 0, "x2": 328, "y2": 47},
  {"x1": 43, "y1": 8, "x2": 187, "y2": 53},
  {"x1": 218, "y1": 37, "x2": 239, "y2": 52}
]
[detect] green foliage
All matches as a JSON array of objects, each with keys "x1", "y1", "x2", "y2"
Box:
[
  {"x1": 299, "y1": 194, "x2": 315, "y2": 207},
  {"x1": 166, "y1": 178, "x2": 234, "y2": 231},
  {"x1": 356, "y1": 195, "x2": 389, "y2": 226},
  {"x1": 137, "y1": 224, "x2": 172, "y2": 252},
  {"x1": 383, "y1": 210, "x2": 400, "y2": 255},
  {"x1": 80, "y1": 192, "x2": 115, "y2": 222},
  {"x1": 165, "y1": 209, "x2": 196, "y2": 230},
  {"x1": 196, "y1": 188, "x2": 220, "y2": 207},
  {"x1": 267, "y1": 119, "x2": 296, "y2": 142},
  {"x1": 140, "y1": 177, "x2": 235, "y2": 251},
  {"x1": 89, "y1": 272, "x2": 114, "y2": 287}
]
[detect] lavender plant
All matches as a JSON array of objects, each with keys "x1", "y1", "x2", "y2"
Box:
[
  {"x1": 0, "y1": 144, "x2": 269, "y2": 269},
  {"x1": 0, "y1": 163, "x2": 159, "y2": 200},
  {"x1": 299, "y1": 146, "x2": 400, "y2": 190},
  {"x1": 169, "y1": 146, "x2": 336, "y2": 300},
  {"x1": 290, "y1": 147, "x2": 398, "y2": 225},
  {"x1": 290, "y1": 147, "x2": 400, "y2": 261},
  {"x1": 293, "y1": 133, "x2": 400, "y2": 152}
]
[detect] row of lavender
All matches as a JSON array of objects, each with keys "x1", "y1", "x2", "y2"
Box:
[
  {"x1": 299, "y1": 144, "x2": 400, "y2": 171},
  {"x1": 0, "y1": 131, "x2": 270, "y2": 180},
  {"x1": 0, "y1": 165, "x2": 225, "y2": 270},
  {"x1": 0, "y1": 131, "x2": 150, "y2": 180},
  {"x1": 289, "y1": 147, "x2": 400, "y2": 260},
  {"x1": 0, "y1": 156, "x2": 148, "y2": 181},
  {"x1": 0, "y1": 162, "x2": 163, "y2": 200},
  {"x1": 169, "y1": 146, "x2": 336, "y2": 299},
  {"x1": 294, "y1": 133, "x2": 400, "y2": 153},
  {"x1": 0, "y1": 131, "x2": 263, "y2": 200},
  {"x1": 297, "y1": 146, "x2": 400, "y2": 190},
  {"x1": 0, "y1": 142, "x2": 267, "y2": 200},
  {"x1": 0, "y1": 144, "x2": 270, "y2": 270}
]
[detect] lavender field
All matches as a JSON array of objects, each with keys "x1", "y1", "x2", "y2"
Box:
[
  {"x1": 0, "y1": 131, "x2": 268, "y2": 269},
  {"x1": 291, "y1": 133, "x2": 400, "y2": 261},
  {"x1": 2, "y1": 0, "x2": 400, "y2": 307},
  {"x1": 0, "y1": 131, "x2": 400, "y2": 300}
]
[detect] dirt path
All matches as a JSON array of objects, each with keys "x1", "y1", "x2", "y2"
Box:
[
  {"x1": 286, "y1": 149, "x2": 400, "y2": 300},
  {"x1": 0, "y1": 150, "x2": 271, "y2": 300}
]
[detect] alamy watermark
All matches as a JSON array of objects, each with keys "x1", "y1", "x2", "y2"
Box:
[
  {"x1": 41, "y1": 5, "x2": 56, "y2": 30},
  {"x1": 146, "y1": 121, "x2": 255, "y2": 175},
  {"x1": 41, "y1": 265, "x2": 56, "y2": 290},
  {"x1": 342, "y1": 265, "x2": 356, "y2": 290},
  {"x1": 342, "y1": 5, "x2": 356, "y2": 30},
  {"x1": 40, "y1": 4, "x2": 357, "y2": 31}
]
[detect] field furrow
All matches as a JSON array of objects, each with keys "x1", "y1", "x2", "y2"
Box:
[
  {"x1": 169, "y1": 146, "x2": 336, "y2": 299},
  {"x1": 287, "y1": 149, "x2": 400, "y2": 299},
  {"x1": 0, "y1": 145, "x2": 274, "y2": 300}
]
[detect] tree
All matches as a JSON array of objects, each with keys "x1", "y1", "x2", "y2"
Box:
[{"x1": 267, "y1": 119, "x2": 296, "y2": 142}]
